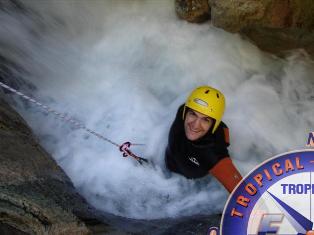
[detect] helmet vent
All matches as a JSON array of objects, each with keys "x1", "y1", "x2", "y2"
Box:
[
  {"x1": 205, "y1": 90, "x2": 210, "y2": 94},
  {"x1": 216, "y1": 93, "x2": 220, "y2": 98},
  {"x1": 193, "y1": 98, "x2": 208, "y2": 107}
]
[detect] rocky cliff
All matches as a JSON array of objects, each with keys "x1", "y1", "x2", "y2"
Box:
[
  {"x1": 176, "y1": 0, "x2": 314, "y2": 56},
  {"x1": 0, "y1": 97, "x2": 122, "y2": 235}
]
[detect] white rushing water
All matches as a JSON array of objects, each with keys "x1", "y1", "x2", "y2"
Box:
[{"x1": 1, "y1": 0, "x2": 314, "y2": 219}]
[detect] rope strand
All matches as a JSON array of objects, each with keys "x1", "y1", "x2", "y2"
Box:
[{"x1": 0, "y1": 81, "x2": 147, "y2": 164}]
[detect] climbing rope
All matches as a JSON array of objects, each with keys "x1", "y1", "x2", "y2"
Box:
[{"x1": 0, "y1": 81, "x2": 148, "y2": 164}]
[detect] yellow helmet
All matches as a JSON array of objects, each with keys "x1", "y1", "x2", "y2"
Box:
[{"x1": 183, "y1": 86, "x2": 225, "y2": 133}]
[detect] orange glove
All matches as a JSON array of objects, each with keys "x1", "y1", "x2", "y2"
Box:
[{"x1": 209, "y1": 157, "x2": 242, "y2": 193}]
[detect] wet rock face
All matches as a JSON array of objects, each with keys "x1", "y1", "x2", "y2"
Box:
[
  {"x1": 0, "y1": 98, "x2": 94, "y2": 234},
  {"x1": 209, "y1": 0, "x2": 266, "y2": 32},
  {"x1": 209, "y1": 0, "x2": 314, "y2": 55},
  {"x1": 210, "y1": 0, "x2": 288, "y2": 32},
  {"x1": 210, "y1": 0, "x2": 314, "y2": 31},
  {"x1": 176, "y1": 0, "x2": 314, "y2": 55},
  {"x1": 210, "y1": 0, "x2": 314, "y2": 55},
  {"x1": 175, "y1": 0, "x2": 210, "y2": 23},
  {"x1": 0, "y1": 222, "x2": 29, "y2": 235},
  {"x1": 209, "y1": 1, "x2": 313, "y2": 30}
]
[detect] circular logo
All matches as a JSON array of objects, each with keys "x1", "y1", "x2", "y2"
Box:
[{"x1": 221, "y1": 149, "x2": 314, "y2": 235}]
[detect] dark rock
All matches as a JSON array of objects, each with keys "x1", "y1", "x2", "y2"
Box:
[
  {"x1": 0, "y1": 97, "x2": 126, "y2": 234},
  {"x1": 0, "y1": 0, "x2": 26, "y2": 13},
  {"x1": 241, "y1": 27, "x2": 314, "y2": 56},
  {"x1": 0, "y1": 54, "x2": 34, "y2": 95},
  {"x1": 0, "y1": 97, "x2": 89, "y2": 234},
  {"x1": 95, "y1": 212, "x2": 221, "y2": 235},
  {"x1": 175, "y1": 0, "x2": 210, "y2": 23},
  {"x1": 0, "y1": 222, "x2": 29, "y2": 235}
]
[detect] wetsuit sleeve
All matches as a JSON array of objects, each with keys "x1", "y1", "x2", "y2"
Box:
[{"x1": 209, "y1": 158, "x2": 242, "y2": 193}]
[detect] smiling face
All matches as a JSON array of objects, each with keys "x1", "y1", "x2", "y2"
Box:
[{"x1": 184, "y1": 108, "x2": 214, "y2": 141}]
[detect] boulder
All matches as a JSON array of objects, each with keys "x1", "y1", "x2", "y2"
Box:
[
  {"x1": 175, "y1": 0, "x2": 314, "y2": 56},
  {"x1": 175, "y1": 0, "x2": 210, "y2": 23},
  {"x1": 209, "y1": 0, "x2": 314, "y2": 32},
  {"x1": 0, "y1": 97, "x2": 117, "y2": 234},
  {"x1": 209, "y1": 0, "x2": 314, "y2": 55}
]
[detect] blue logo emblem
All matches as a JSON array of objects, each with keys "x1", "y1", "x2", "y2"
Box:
[{"x1": 221, "y1": 149, "x2": 314, "y2": 235}]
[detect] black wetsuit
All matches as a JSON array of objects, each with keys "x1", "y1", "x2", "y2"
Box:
[{"x1": 165, "y1": 105, "x2": 230, "y2": 179}]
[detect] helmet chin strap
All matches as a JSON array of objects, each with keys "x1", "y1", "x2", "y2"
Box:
[{"x1": 0, "y1": 81, "x2": 148, "y2": 165}]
